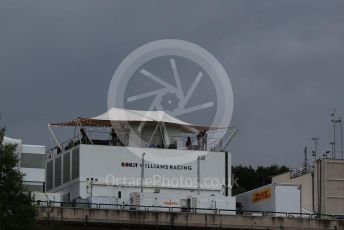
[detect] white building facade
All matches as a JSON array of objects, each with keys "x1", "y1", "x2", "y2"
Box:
[
  {"x1": 272, "y1": 159, "x2": 344, "y2": 215},
  {"x1": 46, "y1": 144, "x2": 234, "y2": 206},
  {"x1": 45, "y1": 108, "x2": 236, "y2": 210},
  {"x1": 3, "y1": 137, "x2": 45, "y2": 192}
]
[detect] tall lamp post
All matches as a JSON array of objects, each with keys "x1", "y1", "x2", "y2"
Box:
[
  {"x1": 338, "y1": 117, "x2": 343, "y2": 159},
  {"x1": 331, "y1": 109, "x2": 341, "y2": 159},
  {"x1": 311, "y1": 137, "x2": 319, "y2": 160}
]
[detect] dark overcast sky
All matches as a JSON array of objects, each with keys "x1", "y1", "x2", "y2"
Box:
[{"x1": 1, "y1": 0, "x2": 344, "y2": 168}]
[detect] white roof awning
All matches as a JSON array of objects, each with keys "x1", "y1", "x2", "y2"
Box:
[
  {"x1": 50, "y1": 107, "x2": 224, "y2": 131},
  {"x1": 93, "y1": 107, "x2": 191, "y2": 125}
]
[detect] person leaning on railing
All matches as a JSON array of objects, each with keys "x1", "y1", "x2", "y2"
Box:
[
  {"x1": 197, "y1": 131, "x2": 202, "y2": 150},
  {"x1": 202, "y1": 130, "x2": 207, "y2": 150},
  {"x1": 186, "y1": 136, "x2": 192, "y2": 150},
  {"x1": 80, "y1": 128, "x2": 90, "y2": 144},
  {"x1": 109, "y1": 128, "x2": 124, "y2": 146}
]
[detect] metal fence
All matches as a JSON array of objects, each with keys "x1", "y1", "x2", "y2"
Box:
[
  {"x1": 47, "y1": 131, "x2": 224, "y2": 157},
  {"x1": 34, "y1": 200, "x2": 344, "y2": 220}
]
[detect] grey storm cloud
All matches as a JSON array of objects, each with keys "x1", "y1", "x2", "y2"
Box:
[{"x1": 1, "y1": 0, "x2": 344, "y2": 167}]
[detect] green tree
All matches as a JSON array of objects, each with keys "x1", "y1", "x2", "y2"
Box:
[
  {"x1": 232, "y1": 165, "x2": 289, "y2": 195},
  {"x1": 0, "y1": 128, "x2": 37, "y2": 230}
]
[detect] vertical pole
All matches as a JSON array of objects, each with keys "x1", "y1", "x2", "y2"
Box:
[
  {"x1": 311, "y1": 171, "x2": 314, "y2": 213},
  {"x1": 318, "y1": 160, "x2": 322, "y2": 215},
  {"x1": 312, "y1": 137, "x2": 319, "y2": 162},
  {"x1": 340, "y1": 119, "x2": 343, "y2": 159},
  {"x1": 158, "y1": 122, "x2": 166, "y2": 148},
  {"x1": 330, "y1": 143, "x2": 334, "y2": 159},
  {"x1": 333, "y1": 121, "x2": 336, "y2": 159},
  {"x1": 197, "y1": 156, "x2": 201, "y2": 195},
  {"x1": 90, "y1": 179, "x2": 93, "y2": 197},
  {"x1": 225, "y1": 152, "x2": 229, "y2": 197},
  {"x1": 331, "y1": 108, "x2": 336, "y2": 159},
  {"x1": 303, "y1": 147, "x2": 308, "y2": 170},
  {"x1": 141, "y1": 153, "x2": 145, "y2": 193},
  {"x1": 315, "y1": 139, "x2": 318, "y2": 158},
  {"x1": 299, "y1": 185, "x2": 302, "y2": 215}
]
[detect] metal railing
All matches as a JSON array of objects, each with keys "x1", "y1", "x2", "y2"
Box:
[
  {"x1": 290, "y1": 166, "x2": 314, "y2": 179},
  {"x1": 47, "y1": 131, "x2": 224, "y2": 155},
  {"x1": 34, "y1": 200, "x2": 344, "y2": 220}
]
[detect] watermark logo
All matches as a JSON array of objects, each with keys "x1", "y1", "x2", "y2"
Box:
[
  {"x1": 107, "y1": 39, "x2": 233, "y2": 164},
  {"x1": 104, "y1": 174, "x2": 240, "y2": 190}
]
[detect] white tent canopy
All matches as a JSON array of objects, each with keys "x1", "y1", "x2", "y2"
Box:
[
  {"x1": 50, "y1": 107, "x2": 222, "y2": 131},
  {"x1": 94, "y1": 107, "x2": 192, "y2": 125},
  {"x1": 47, "y1": 108, "x2": 235, "y2": 153}
]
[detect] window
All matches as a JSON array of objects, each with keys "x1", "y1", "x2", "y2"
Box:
[{"x1": 21, "y1": 153, "x2": 45, "y2": 168}]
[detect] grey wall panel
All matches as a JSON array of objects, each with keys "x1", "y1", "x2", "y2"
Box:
[
  {"x1": 54, "y1": 157, "x2": 62, "y2": 187},
  {"x1": 63, "y1": 152, "x2": 71, "y2": 184},
  {"x1": 46, "y1": 161, "x2": 53, "y2": 190},
  {"x1": 72, "y1": 148, "x2": 79, "y2": 180}
]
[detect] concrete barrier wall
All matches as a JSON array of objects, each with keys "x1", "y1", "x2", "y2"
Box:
[{"x1": 37, "y1": 207, "x2": 344, "y2": 230}]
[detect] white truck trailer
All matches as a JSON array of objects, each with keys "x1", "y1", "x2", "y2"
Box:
[{"x1": 235, "y1": 183, "x2": 301, "y2": 216}]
